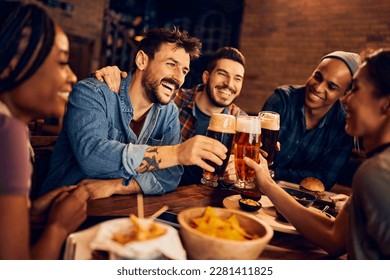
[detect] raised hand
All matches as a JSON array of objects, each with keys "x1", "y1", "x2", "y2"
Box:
[
  {"x1": 243, "y1": 155, "x2": 274, "y2": 193},
  {"x1": 177, "y1": 135, "x2": 227, "y2": 172},
  {"x1": 93, "y1": 65, "x2": 127, "y2": 93}
]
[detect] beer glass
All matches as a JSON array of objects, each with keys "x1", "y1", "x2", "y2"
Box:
[
  {"x1": 234, "y1": 115, "x2": 262, "y2": 189},
  {"x1": 259, "y1": 111, "x2": 280, "y2": 176},
  {"x1": 201, "y1": 113, "x2": 236, "y2": 187}
]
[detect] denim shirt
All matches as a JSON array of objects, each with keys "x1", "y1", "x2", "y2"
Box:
[{"x1": 40, "y1": 74, "x2": 183, "y2": 195}]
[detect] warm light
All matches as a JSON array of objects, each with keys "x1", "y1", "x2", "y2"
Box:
[
  {"x1": 132, "y1": 16, "x2": 143, "y2": 26},
  {"x1": 134, "y1": 35, "x2": 144, "y2": 42}
]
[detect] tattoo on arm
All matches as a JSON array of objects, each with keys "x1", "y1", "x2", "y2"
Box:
[{"x1": 135, "y1": 147, "x2": 161, "y2": 173}]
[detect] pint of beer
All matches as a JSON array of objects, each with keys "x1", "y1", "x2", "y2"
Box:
[
  {"x1": 259, "y1": 111, "x2": 280, "y2": 166},
  {"x1": 234, "y1": 115, "x2": 262, "y2": 189},
  {"x1": 201, "y1": 113, "x2": 236, "y2": 187}
]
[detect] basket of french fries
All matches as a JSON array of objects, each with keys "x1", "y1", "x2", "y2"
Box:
[
  {"x1": 178, "y1": 206, "x2": 273, "y2": 260},
  {"x1": 90, "y1": 214, "x2": 186, "y2": 260}
]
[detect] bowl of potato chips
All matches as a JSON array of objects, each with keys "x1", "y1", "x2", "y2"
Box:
[{"x1": 178, "y1": 206, "x2": 273, "y2": 259}]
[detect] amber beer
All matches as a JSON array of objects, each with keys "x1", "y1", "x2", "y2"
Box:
[
  {"x1": 259, "y1": 111, "x2": 280, "y2": 166},
  {"x1": 201, "y1": 113, "x2": 236, "y2": 187},
  {"x1": 234, "y1": 115, "x2": 262, "y2": 189}
]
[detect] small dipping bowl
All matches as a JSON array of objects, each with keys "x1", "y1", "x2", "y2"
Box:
[
  {"x1": 239, "y1": 198, "x2": 262, "y2": 212},
  {"x1": 238, "y1": 190, "x2": 262, "y2": 201}
]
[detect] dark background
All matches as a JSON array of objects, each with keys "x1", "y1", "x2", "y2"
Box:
[{"x1": 107, "y1": 0, "x2": 244, "y2": 88}]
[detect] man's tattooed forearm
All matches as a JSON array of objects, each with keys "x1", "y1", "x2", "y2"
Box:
[{"x1": 135, "y1": 147, "x2": 161, "y2": 173}]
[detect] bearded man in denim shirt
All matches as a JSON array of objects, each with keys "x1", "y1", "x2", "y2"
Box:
[
  {"x1": 94, "y1": 47, "x2": 246, "y2": 186},
  {"x1": 40, "y1": 28, "x2": 229, "y2": 198}
]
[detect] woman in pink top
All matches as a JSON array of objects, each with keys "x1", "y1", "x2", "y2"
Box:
[{"x1": 0, "y1": 2, "x2": 88, "y2": 259}]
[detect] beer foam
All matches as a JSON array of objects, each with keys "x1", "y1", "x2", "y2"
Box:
[
  {"x1": 235, "y1": 116, "x2": 262, "y2": 134},
  {"x1": 260, "y1": 112, "x2": 280, "y2": 130},
  {"x1": 208, "y1": 113, "x2": 236, "y2": 133}
]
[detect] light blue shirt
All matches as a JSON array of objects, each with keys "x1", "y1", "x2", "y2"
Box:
[{"x1": 40, "y1": 74, "x2": 183, "y2": 195}]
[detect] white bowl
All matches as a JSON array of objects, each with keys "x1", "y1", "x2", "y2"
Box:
[
  {"x1": 90, "y1": 218, "x2": 186, "y2": 260},
  {"x1": 178, "y1": 207, "x2": 273, "y2": 260}
]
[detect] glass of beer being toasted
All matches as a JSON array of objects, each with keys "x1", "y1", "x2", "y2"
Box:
[
  {"x1": 234, "y1": 114, "x2": 262, "y2": 189},
  {"x1": 200, "y1": 113, "x2": 236, "y2": 187},
  {"x1": 259, "y1": 111, "x2": 280, "y2": 175}
]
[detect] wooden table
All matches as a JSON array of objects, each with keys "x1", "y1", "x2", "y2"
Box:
[{"x1": 87, "y1": 184, "x2": 344, "y2": 260}]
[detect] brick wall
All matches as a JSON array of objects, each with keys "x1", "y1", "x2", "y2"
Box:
[
  {"x1": 237, "y1": 0, "x2": 390, "y2": 114},
  {"x1": 42, "y1": 0, "x2": 107, "y2": 40},
  {"x1": 34, "y1": 0, "x2": 109, "y2": 75}
]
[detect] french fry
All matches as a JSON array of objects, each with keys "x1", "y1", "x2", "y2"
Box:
[{"x1": 113, "y1": 214, "x2": 167, "y2": 244}]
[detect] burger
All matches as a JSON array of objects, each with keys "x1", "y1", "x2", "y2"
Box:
[{"x1": 299, "y1": 177, "x2": 325, "y2": 198}]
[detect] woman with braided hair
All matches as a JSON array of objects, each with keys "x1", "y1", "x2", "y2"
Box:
[{"x1": 0, "y1": 1, "x2": 88, "y2": 259}]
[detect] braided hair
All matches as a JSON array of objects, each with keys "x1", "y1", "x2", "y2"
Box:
[{"x1": 0, "y1": 1, "x2": 55, "y2": 93}]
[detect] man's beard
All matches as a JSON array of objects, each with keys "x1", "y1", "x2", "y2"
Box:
[
  {"x1": 205, "y1": 83, "x2": 234, "y2": 108},
  {"x1": 141, "y1": 68, "x2": 179, "y2": 105}
]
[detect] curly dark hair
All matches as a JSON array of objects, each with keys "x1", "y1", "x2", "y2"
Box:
[
  {"x1": 137, "y1": 27, "x2": 202, "y2": 62},
  {"x1": 362, "y1": 48, "x2": 390, "y2": 98}
]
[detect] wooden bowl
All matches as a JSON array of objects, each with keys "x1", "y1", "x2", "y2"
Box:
[{"x1": 178, "y1": 207, "x2": 273, "y2": 260}]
